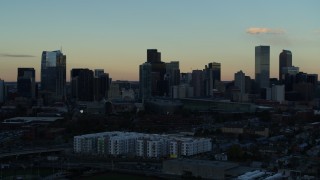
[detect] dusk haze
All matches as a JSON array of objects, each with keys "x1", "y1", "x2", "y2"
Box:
[
  {"x1": 1, "y1": 0, "x2": 319, "y2": 81},
  {"x1": 1, "y1": 1, "x2": 320, "y2": 179}
]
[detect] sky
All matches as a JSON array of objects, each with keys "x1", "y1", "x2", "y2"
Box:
[{"x1": 0, "y1": 0, "x2": 319, "y2": 82}]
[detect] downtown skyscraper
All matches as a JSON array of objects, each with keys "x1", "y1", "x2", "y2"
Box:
[
  {"x1": 0, "y1": 79, "x2": 5, "y2": 104},
  {"x1": 17, "y1": 68, "x2": 36, "y2": 99},
  {"x1": 71, "y1": 68, "x2": 94, "y2": 101},
  {"x1": 139, "y1": 49, "x2": 168, "y2": 98},
  {"x1": 255, "y1": 46, "x2": 270, "y2": 89},
  {"x1": 279, "y1": 50, "x2": 292, "y2": 81},
  {"x1": 41, "y1": 50, "x2": 66, "y2": 104},
  {"x1": 234, "y1": 70, "x2": 245, "y2": 94},
  {"x1": 93, "y1": 69, "x2": 110, "y2": 101},
  {"x1": 139, "y1": 62, "x2": 152, "y2": 100},
  {"x1": 204, "y1": 62, "x2": 221, "y2": 96}
]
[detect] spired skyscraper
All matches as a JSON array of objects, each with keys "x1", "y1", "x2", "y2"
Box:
[
  {"x1": 41, "y1": 50, "x2": 66, "y2": 104},
  {"x1": 279, "y1": 50, "x2": 292, "y2": 81},
  {"x1": 255, "y1": 46, "x2": 270, "y2": 89}
]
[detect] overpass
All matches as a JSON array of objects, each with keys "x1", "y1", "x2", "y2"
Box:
[{"x1": 0, "y1": 148, "x2": 66, "y2": 159}]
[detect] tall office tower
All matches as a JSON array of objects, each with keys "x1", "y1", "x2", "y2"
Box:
[
  {"x1": 0, "y1": 79, "x2": 4, "y2": 104},
  {"x1": 147, "y1": 49, "x2": 161, "y2": 63},
  {"x1": 71, "y1": 68, "x2": 94, "y2": 101},
  {"x1": 94, "y1": 69, "x2": 105, "y2": 78},
  {"x1": 204, "y1": 62, "x2": 221, "y2": 96},
  {"x1": 192, "y1": 70, "x2": 204, "y2": 97},
  {"x1": 93, "y1": 71, "x2": 110, "y2": 101},
  {"x1": 245, "y1": 76, "x2": 252, "y2": 94},
  {"x1": 282, "y1": 66, "x2": 299, "y2": 91},
  {"x1": 255, "y1": 46, "x2": 270, "y2": 89},
  {"x1": 41, "y1": 50, "x2": 66, "y2": 103},
  {"x1": 234, "y1": 70, "x2": 245, "y2": 94},
  {"x1": 139, "y1": 62, "x2": 152, "y2": 100},
  {"x1": 279, "y1": 50, "x2": 292, "y2": 81},
  {"x1": 146, "y1": 49, "x2": 167, "y2": 96},
  {"x1": 166, "y1": 61, "x2": 180, "y2": 97},
  {"x1": 271, "y1": 85, "x2": 285, "y2": 103},
  {"x1": 295, "y1": 72, "x2": 308, "y2": 83},
  {"x1": 17, "y1": 68, "x2": 36, "y2": 98},
  {"x1": 293, "y1": 73, "x2": 316, "y2": 101},
  {"x1": 180, "y1": 73, "x2": 192, "y2": 85}
]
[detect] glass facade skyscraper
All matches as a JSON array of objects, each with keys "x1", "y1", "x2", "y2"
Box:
[
  {"x1": 17, "y1": 68, "x2": 36, "y2": 98},
  {"x1": 0, "y1": 79, "x2": 5, "y2": 104},
  {"x1": 279, "y1": 50, "x2": 292, "y2": 81},
  {"x1": 204, "y1": 62, "x2": 221, "y2": 96},
  {"x1": 235, "y1": 70, "x2": 245, "y2": 94},
  {"x1": 71, "y1": 68, "x2": 94, "y2": 101},
  {"x1": 255, "y1": 46, "x2": 270, "y2": 89},
  {"x1": 139, "y1": 62, "x2": 152, "y2": 100},
  {"x1": 41, "y1": 50, "x2": 66, "y2": 103},
  {"x1": 166, "y1": 61, "x2": 180, "y2": 97}
]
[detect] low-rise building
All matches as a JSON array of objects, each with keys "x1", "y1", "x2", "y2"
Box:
[{"x1": 163, "y1": 159, "x2": 252, "y2": 179}]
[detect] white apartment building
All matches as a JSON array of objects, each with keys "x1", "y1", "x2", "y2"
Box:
[
  {"x1": 136, "y1": 134, "x2": 170, "y2": 158},
  {"x1": 74, "y1": 131, "x2": 212, "y2": 158},
  {"x1": 109, "y1": 135, "x2": 140, "y2": 155},
  {"x1": 170, "y1": 138, "x2": 212, "y2": 157}
]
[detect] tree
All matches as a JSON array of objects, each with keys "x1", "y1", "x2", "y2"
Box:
[{"x1": 227, "y1": 144, "x2": 244, "y2": 161}]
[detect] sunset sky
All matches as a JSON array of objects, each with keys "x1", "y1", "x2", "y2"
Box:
[{"x1": 0, "y1": 0, "x2": 319, "y2": 82}]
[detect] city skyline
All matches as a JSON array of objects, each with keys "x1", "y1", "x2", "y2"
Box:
[{"x1": 1, "y1": 1, "x2": 319, "y2": 82}]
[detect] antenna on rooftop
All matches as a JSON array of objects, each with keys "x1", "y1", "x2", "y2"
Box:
[{"x1": 60, "y1": 46, "x2": 63, "y2": 53}]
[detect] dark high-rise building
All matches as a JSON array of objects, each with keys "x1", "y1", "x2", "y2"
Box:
[
  {"x1": 255, "y1": 46, "x2": 270, "y2": 89},
  {"x1": 245, "y1": 76, "x2": 252, "y2": 94},
  {"x1": 166, "y1": 61, "x2": 180, "y2": 86},
  {"x1": 295, "y1": 72, "x2": 308, "y2": 83},
  {"x1": 17, "y1": 68, "x2": 36, "y2": 98},
  {"x1": 147, "y1": 49, "x2": 161, "y2": 63},
  {"x1": 93, "y1": 70, "x2": 110, "y2": 101},
  {"x1": 94, "y1": 69, "x2": 105, "y2": 78},
  {"x1": 180, "y1": 73, "x2": 192, "y2": 85},
  {"x1": 166, "y1": 61, "x2": 180, "y2": 97},
  {"x1": 140, "y1": 49, "x2": 175, "y2": 98},
  {"x1": 192, "y1": 70, "x2": 204, "y2": 97},
  {"x1": 71, "y1": 68, "x2": 94, "y2": 101},
  {"x1": 41, "y1": 50, "x2": 66, "y2": 103},
  {"x1": 283, "y1": 66, "x2": 299, "y2": 91},
  {"x1": 234, "y1": 70, "x2": 245, "y2": 94},
  {"x1": 145, "y1": 49, "x2": 167, "y2": 96},
  {"x1": 307, "y1": 74, "x2": 318, "y2": 87},
  {"x1": 0, "y1": 79, "x2": 4, "y2": 104},
  {"x1": 151, "y1": 62, "x2": 167, "y2": 96},
  {"x1": 279, "y1": 50, "x2": 292, "y2": 81},
  {"x1": 204, "y1": 62, "x2": 221, "y2": 96},
  {"x1": 139, "y1": 62, "x2": 152, "y2": 100},
  {"x1": 208, "y1": 62, "x2": 221, "y2": 81}
]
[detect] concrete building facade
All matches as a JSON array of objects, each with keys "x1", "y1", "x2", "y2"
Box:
[{"x1": 74, "y1": 131, "x2": 212, "y2": 158}]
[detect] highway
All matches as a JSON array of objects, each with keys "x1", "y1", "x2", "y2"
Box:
[{"x1": 0, "y1": 148, "x2": 66, "y2": 158}]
